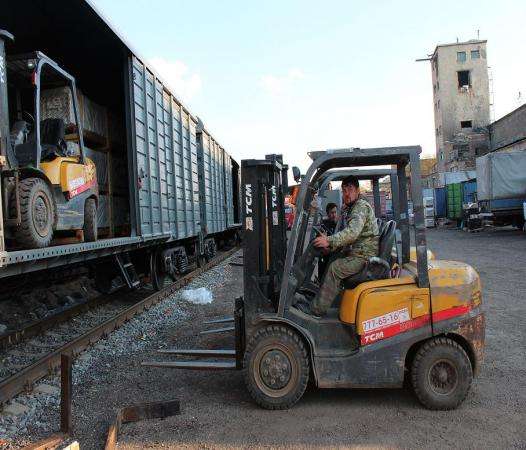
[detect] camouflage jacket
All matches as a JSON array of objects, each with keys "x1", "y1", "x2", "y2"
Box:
[{"x1": 327, "y1": 196, "x2": 379, "y2": 258}]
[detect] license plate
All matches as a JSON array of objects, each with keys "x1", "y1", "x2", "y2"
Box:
[{"x1": 362, "y1": 307, "x2": 410, "y2": 333}]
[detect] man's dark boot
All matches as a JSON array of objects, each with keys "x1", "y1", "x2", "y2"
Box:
[{"x1": 293, "y1": 298, "x2": 322, "y2": 319}]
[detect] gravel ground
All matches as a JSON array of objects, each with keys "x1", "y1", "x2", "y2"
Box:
[
  {"x1": 3, "y1": 228, "x2": 526, "y2": 449},
  {"x1": 0, "y1": 256, "x2": 237, "y2": 449}
]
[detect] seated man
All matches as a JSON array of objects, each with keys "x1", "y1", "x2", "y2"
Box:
[
  {"x1": 321, "y1": 202, "x2": 338, "y2": 235},
  {"x1": 298, "y1": 175, "x2": 379, "y2": 317},
  {"x1": 318, "y1": 202, "x2": 338, "y2": 279}
]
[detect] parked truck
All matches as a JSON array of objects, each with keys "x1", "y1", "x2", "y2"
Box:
[{"x1": 476, "y1": 151, "x2": 526, "y2": 228}]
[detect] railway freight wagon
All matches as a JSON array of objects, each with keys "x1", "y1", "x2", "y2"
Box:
[{"x1": 0, "y1": 0, "x2": 240, "y2": 291}]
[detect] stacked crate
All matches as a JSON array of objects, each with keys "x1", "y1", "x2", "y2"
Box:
[{"x1": 424, "y1": 196, "x2": 435, "y2": 228}]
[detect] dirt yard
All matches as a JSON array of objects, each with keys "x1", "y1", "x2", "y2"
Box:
[{"x1": 25, "y1": 228, "x2": 526, "y2": 448}]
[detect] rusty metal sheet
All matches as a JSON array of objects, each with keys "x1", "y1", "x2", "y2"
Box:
[
  {"x1": 105, "y1": 399, "x2": 180, "y2": 450},
  {"x1": 451, "y1": 312, "x2": 485, "y2": 375}
]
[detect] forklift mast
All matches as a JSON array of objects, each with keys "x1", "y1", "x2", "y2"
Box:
[
  {"x1": 0, "y1": 30, "x2": 16, "y2": 169},
  {"x1": 241, "y1": 157, "x2": 287, "y2": 320}
]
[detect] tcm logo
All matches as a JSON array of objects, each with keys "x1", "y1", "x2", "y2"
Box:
[
  {"x1": 270, "y1": 185, "x2": 277, "y2": 208},
  {"x1": 244, "y1": 184, "x2": 254, "y2": 231},
  {"x1": 245, "y1": 184, "x2": 253, "y2": 214},
  {"x1": 362, "y1": 331, "x2": 384, "y2": 344}
]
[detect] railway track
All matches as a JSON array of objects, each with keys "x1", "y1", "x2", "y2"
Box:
[{"x1": 0, "y1": 247, "x2": 240, "y2": 405}]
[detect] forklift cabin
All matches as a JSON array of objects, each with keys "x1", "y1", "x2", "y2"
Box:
[
  {"x1": 317, "y1": 167, "x2": 401, "y2": 221},
  {"x1": 315, "y1": 167, "x2": 434, "y2": 266},
  {"x1": 0, "y1": 31, "x2": 98, "y2": 250},
  {"x1": 145, "y1": 147, "x2": 484, "y2": 411}
]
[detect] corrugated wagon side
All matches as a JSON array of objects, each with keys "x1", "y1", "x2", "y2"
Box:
[
  {"x1": 196, "y1": 121, "x2": 240, "y2": 259},
  {"x1": 130, "y1": 57, "x2": 200, "y2": 241},
  {"x1": 197, "y1": 123, "x2": 225, "y2": 235}
]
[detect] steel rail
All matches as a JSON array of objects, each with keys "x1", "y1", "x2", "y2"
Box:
[
  {"x1": 0, "y1": 293, "x2": 120, "y2": 350},
  {"x1": 0, "y1": 247, "x2": 239, "y2": 405}
]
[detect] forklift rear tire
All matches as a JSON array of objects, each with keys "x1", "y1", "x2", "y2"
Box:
[
  {"x1": 411, "y1": 337, "x2": 473, "y2": 410},
  {"x1": 13, "y1": 177, "x2": 55, "y2": 249},
  {"x1": 244, "y1": 325, "x2": 309, "y2": 410},
  {"x1": 83, "y1": 198, "x2": 97, "y2": 242}
]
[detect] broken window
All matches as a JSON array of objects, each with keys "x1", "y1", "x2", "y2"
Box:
[
  {"x1": 458, "y1": 70, "x2": 470, "y2": 88},
  {"x1": 457, "y1": 51, "x2": 467, "y2": 62},
  {"x1": 471, "y1": 50, "x2": 480, "y2": 59},
  {"x1": 461, "y1": 120, "x2": 472, "y2": 128}
]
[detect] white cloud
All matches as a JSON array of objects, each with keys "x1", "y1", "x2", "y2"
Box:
[
  {"x1": 259, "y1": 68, "x2": 305, "y2": 95},
  {"x1": 149, "y1": 57, "x2": 202, "y2": 103}
]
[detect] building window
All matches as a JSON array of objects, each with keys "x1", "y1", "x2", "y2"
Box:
[
  {"x1": 461, "y1": 120, "x2": 472, "y2": 128},
  {"x1": 437, "y1": 100, "x2": 440, "y2": 109},
  {"x1": 471, "y1": 50, "x2": 480, "y2": 59},
  {"x1": 457, "y1": 51, "x2": 467, "y2": 62},
  {"x1": 458, "y1": 70, "x2": 470, "y2": 88},
  {"x1": 436, "y1": 81, "x2": 439, "y2": 90},
  {"x1": 439, "y1": 151, "x2": 444, "y2": 160}
]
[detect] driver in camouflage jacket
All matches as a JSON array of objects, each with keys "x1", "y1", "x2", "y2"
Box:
[{"x1": 300, "y1": 175, "x2": 379, "y2": 317}]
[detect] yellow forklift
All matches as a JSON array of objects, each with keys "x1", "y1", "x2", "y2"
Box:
[
  {"x1": 144, "y1": 147, "x2": 485, "y2": 411},
  {"x1": 0, "y1": 30, "x2": 98, "y2": 249}
]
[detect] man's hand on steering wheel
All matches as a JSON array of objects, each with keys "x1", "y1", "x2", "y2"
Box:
[{"x1": 313, "y1": 233, "x2": 330, "y2": 250}]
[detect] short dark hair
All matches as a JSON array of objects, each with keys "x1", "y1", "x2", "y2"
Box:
[
  {"x1": 326, "y1": 202, "x2": 338, "y2": 214},
  {"x1": 341, "y1": 175, "x2": 360, "y2": 189}
]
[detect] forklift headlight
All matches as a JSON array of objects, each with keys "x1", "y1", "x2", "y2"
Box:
[{"x1": 26, "y1": 59, "x2": 36, "y2": 70}]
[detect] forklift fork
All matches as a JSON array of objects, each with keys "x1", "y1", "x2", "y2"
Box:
[{"x1": 142, "y1": 297, "x2": 245, "y2": 371}]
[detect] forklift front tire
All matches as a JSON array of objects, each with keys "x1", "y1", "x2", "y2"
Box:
[
  {"x1": 244, "y1": 325, "x2": 309, "y2": 410},
  {"x1": 411, "y1": 337, "x2": 473, "y2": 410},
  {"x1": 83, "y1": 198, "x2": 97, "y2": 242},
  {"x1": 13, "y1": 177, "x2": 55, "y2": 249}
]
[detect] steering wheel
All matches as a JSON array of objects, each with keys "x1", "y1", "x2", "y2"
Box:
[
  {"x1": 22, "y1": 111, "x2": 35, "y2": 133},
  {"x1": 312, "y1": 225, "x2": 324, "y2": 238}
]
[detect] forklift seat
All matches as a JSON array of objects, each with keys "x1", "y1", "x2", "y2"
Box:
[
  {"x1": 342, "y1": 220, "x2": 397, "y2": 290},
  {"x1": 14, "y1": 118, "x2": 68, "y2": 166},
  {"x1": 40, "y1": 118, "x2": 68, "y2": 160}
]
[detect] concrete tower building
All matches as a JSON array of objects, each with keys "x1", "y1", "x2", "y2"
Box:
[{"x1": 429, "y1": 40, "x2": 491, "y2": 172}]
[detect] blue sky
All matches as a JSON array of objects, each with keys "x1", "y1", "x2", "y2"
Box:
[{"x1": 93, "y1": 0, "x2": 526, "y2": 171}]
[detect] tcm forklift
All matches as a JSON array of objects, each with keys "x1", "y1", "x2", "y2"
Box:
[
  {"x1": 145, "y1": 146, "x2": 485, "y2": 411},
  {"x1": 0, "y1": 30, "x2": 98, "y2": 249}
]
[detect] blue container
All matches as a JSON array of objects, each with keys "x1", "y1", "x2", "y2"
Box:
[
  {"x1": 462, "y1": 180, "x2": 477, "y2": 204},
  {"x1": 434, "y1": 187, "x2": 447, "y2": 217}
]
